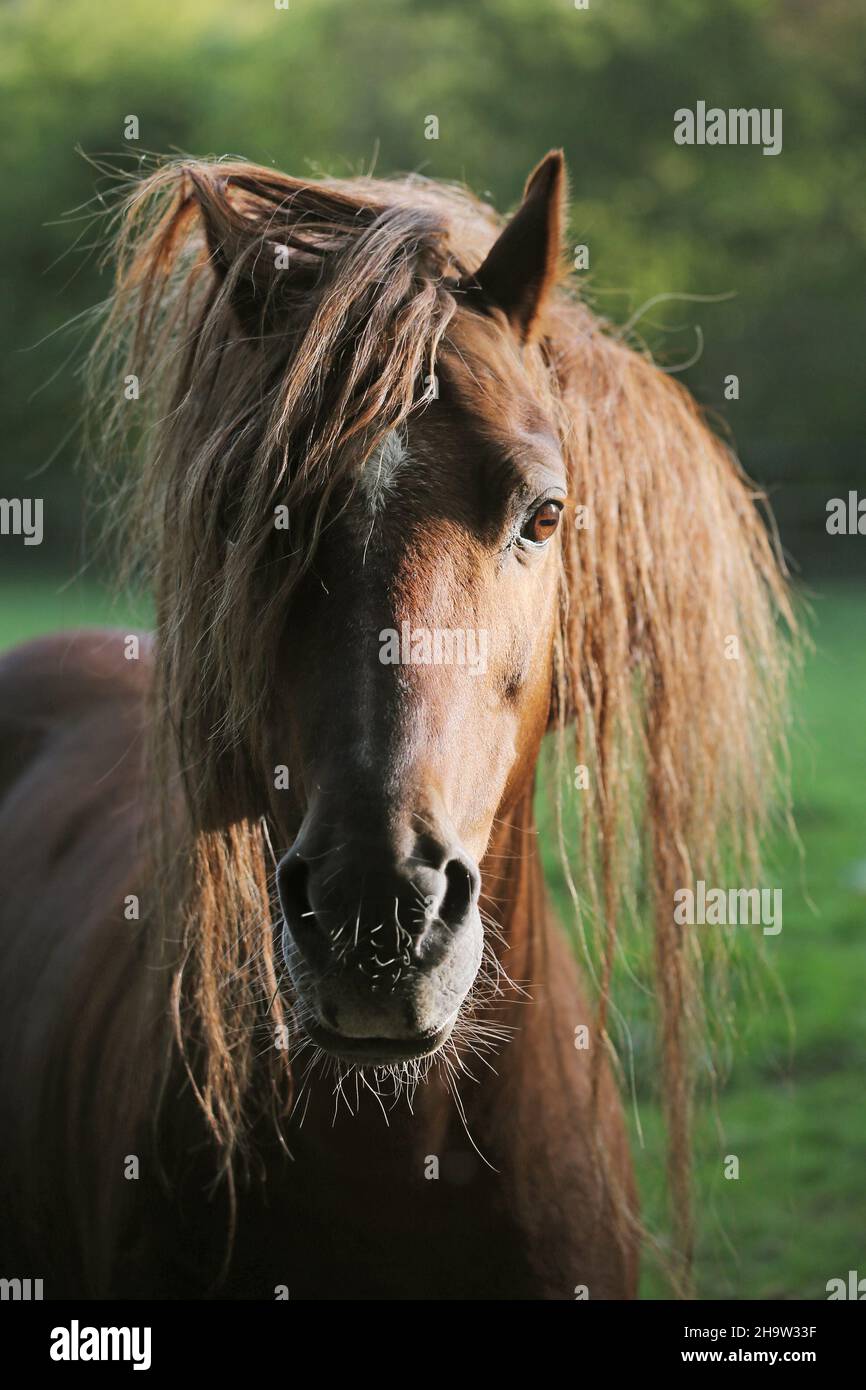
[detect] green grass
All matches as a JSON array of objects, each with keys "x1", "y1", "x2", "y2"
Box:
[
  {"x1": 0, "y1": 574, "x2": 152, "y2": 648},
  {"x1": 542, "y1": 584, "x2": 866, "y2": 1299},
  {"x1": 1, "y1": 576, "x2": 863, "y2": 1299},
  {"x1": 688, "y1": 586, "x2": 866, "y2": 1300}
]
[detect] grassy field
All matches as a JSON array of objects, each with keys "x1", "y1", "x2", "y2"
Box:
[
  {"x1": 0, "y1": 575, "x2": 152, "y2": 647},
  {"x1": 1, "y1": 575, "x2": 863, "y2": 1300},
  {"x1": 544, "y1": 584, "x2": 866, "y2": 1299},
  {"x1": 674, "y1": 583, "x2": 866, "y2": 1301}
]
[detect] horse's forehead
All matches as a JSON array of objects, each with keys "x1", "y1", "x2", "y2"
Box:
[
  {"x1": 357, "y1": 430, "x2": 410, "y2": 516},
  {"x1": 359, "y1": 328, "x2": 556, "y2": 511},
  {"x1": 438, "y1": 315, "x2": 559, "y2": 450}
]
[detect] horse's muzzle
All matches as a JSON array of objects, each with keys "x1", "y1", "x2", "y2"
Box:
[{"x1": 276, "y1": 815, "x2": 483, "y2": 1060}]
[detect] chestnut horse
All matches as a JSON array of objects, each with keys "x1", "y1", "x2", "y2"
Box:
[{"x1": 0, "y1": 152, "x2": 791, "y2": 1298}]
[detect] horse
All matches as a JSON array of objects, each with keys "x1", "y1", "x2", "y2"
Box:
[{"x1": 0, "y1": 150, "x2": 793, "y2": 1299}]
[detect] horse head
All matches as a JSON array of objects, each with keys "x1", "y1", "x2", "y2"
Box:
[{"x1": 264, "y1": 156, "x2": 568, "y2": 1060}]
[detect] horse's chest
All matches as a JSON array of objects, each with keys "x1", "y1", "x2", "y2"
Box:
[{"x1": 221, "y1": 1130, "x2": 583, "y2": 1300}]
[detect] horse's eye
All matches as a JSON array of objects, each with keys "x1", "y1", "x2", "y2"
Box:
[{"x1": 521, "y1": 500, "x2": 563, "y2": 545}]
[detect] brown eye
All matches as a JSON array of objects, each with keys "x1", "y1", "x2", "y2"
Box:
[{"x1": 521, "y1": 500, "x2": 563, "y2": 545}]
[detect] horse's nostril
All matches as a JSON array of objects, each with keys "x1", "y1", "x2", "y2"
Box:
[
  {"x1": 278, "y1": 853, "x2": 308, "y2": 922},
  {"x1": 438, "y1": 854, "x2": 480, "y2": 932},
  {"x1": 277, "y1": 833, "x2": 482, "y2": 979},
  {"x1": 277, "y1": 851, "x2": 321, "y2": 956}
]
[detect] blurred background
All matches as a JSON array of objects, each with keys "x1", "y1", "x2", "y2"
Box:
[{"x1": 1, "y1": 0, "x2": 863, "y2": 1297}]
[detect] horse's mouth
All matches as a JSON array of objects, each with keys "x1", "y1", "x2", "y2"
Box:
[{"x1": 305, "y1": 1019, "x2": 454, "y2": 1066}]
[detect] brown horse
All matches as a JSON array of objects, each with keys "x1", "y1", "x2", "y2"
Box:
[{"x1": 0, "y1": 151, "x2": 792, "y2": 1299}]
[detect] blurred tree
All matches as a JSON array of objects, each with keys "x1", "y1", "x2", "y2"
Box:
[{"x1": 1, "y1": 0, "x2": 863, "y2": 571}]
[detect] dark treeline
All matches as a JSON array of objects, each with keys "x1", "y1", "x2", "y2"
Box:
[{"x1": 2, "y1": 0, "x2": 863, "y2": 573}]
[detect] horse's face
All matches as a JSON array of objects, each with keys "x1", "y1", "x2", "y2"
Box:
[{"x1": 276, "y1": 153, "x2": 568, "y2": 1064}]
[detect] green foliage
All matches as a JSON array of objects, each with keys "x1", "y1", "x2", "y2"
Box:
[{"x1": 1, "y1": 0, "x2": 864, "y2": 570}]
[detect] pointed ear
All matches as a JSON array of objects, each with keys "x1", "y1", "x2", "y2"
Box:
[
  {"x1": 187, "y1": 169, "x2": 321, "y2": 341},
  {"x1": 461, "y1": 150, "x2": 567, "y2": 343}
]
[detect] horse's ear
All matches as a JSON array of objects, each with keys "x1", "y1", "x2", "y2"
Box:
[
  {"x1": 461, "y1": 150, "x2": 567, "y2": 343},
  {"x1": 187, "y1": 168, "x2": 320, "y2": 341}
]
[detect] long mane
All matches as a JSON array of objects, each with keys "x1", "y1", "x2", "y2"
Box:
[{"x1": 90, "y1": 158, "x2": 795, "y2": 1291}]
